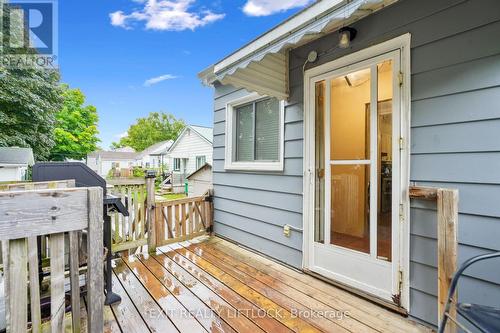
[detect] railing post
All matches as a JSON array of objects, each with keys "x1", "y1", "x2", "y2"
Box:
[
  {"x1": 437, "y1": 188, "x2": 458, "y2": 332},
  {"x1": 410, "y1": 186, "x2": 459, "y2": 331},
  {"x1": 206, "y1": 189, "x2": 214, "y2": 234},
  {"x1": 145, "y1": 171, "x2": 157, "y2": 253}
]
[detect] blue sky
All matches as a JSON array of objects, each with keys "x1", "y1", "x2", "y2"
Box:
[{"x1": 58, "y1": 0, "x2": 313, "y2": 149}]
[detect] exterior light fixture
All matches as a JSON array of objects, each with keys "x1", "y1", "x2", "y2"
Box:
[{"x1": 338, "y1": 27, "x2": 357, "y2": 49}]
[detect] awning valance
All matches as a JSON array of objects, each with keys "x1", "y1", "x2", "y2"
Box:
[{"x1": 200, "y1": 0, "x2": 397, "y2": 100}]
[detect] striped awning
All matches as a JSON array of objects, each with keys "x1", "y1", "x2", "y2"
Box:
[{"x1": 200, "y1": 0, "x2": 397, "y2": 100}]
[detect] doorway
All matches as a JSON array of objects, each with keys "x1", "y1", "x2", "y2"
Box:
[{"x1": 303, "y1": 35, "x2": 410, "y2": 308}]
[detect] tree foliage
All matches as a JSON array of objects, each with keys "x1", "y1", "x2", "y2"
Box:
[
  {"x1": 0, "y1": 67, "x2": 63, "y2": 161},
  {"x1": 112, "y1": 112, "x2": 185, "y2": 151},
  {"x1": 50, "y1": 86, "x2": 100, "y2": 160},
  {"x1": 0, "y1": 1, "x2": 63, "y2": 161}
]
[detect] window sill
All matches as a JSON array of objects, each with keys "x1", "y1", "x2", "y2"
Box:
[{"x1": 224, "y1": 161, "x2": 283, "y2": 172}]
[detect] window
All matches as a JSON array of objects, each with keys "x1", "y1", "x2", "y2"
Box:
[
  {"x1": 173, "y1": 158, "x2": 181, "y2": 171},
  {"x1": 196, "y1": 155, "x2": 206, "y2": 169},
  {"x1": 225, "y1": 93, "x2": 284, "y2": 171}
]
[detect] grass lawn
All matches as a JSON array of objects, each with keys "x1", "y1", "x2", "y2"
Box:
[{"x1": 160, "y1": 193, "x2": 187, "y2": 201}]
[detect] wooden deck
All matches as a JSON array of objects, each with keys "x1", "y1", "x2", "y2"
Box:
[{"x1": 102, "y1": 236, "x2": 432, "y2": 333}]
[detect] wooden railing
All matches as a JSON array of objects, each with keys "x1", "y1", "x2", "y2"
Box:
[
  {"x1": 409, "y1": 185, "x2": 458, "y2": 332},
  {"x1": 108, "y1": 174, "x2": 213, "y2": 253},
  {"x1": 0, "y1": 185, "x2": 104, "y2": 333},
  {"x1": 0, "y1": 180, "x2": 76, "y2": 269},
  {"x1": 153, "y1": 192, "x2": 213, "y2": 250},
  {"x1": 108, "y1": 179, "x2": 148, "y2": 252}
]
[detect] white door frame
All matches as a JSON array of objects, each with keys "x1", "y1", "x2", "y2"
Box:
[{"x1": 302, "y1": 33, "x2": 411, "y2": 310}]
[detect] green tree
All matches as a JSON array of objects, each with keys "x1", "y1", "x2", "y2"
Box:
[
  {"x1": 113, "y1": 112, "x2": 185, "y2": 151},
  {"x1": 50, "y1": 86, "x2": 100, "y2": 160},
  {"x1": 0, "y1": 67, "x2": 63, "y2": 161},
  {"x1": 0, "y1": 1, "x2": 63, "y2": 160}
]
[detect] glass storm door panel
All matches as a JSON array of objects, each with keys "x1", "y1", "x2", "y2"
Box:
[{"x1": 311, "y1": 51, "x2": 401, "y2": 303}]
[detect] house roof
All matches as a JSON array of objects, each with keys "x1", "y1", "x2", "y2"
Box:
[
  {"x1": 0, "y1": 147, "x2": 34, "y2": 165},
  {"x1": 190, "y1": 125, "x2": 213, "y2": 144},
  {"x1": 113, "y1": 146, "x2": 136, "y2": 153},
  {"x1": 137, "y1": 140, "x2": 173, "y2": 158},
  {"x1": 199, "y1": 0, "x2": 397, "y2": 99},
  {"x1": 87, "y1": 150, "x2": 139, "y2": 160},
  {"x1": 187, "y1": 163, "x2": 212, "y2": 179},
  {"x1": 167, "y1": 125, "x2": 213, "y2": 154}
]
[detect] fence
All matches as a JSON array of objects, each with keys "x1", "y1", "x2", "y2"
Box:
[
  {"x1": 108, "y1": 176, "x2": 213, "y2": 253},
  {"x1": 154, "y1": 193, "x2": 213, "y2": 249},
  {"x1": 0, "y1": 180, "x2": 76, "y2": 269},
  {"x1": 108, "y1": 178, "x2": 148, "y2": 253},
  {"x1": 0, "y1": 185, "x2": 103, "y2": 333}
]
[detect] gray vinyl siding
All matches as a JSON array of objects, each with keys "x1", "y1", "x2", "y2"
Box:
[
  {"x1": 212, "y1": 0, "x2": 500, "y2": 327},
  {"x1": 212, "y1": 84, "x2": 304, "y2": 268},
  {"x1": 289, "y1": 0, "x2": 500, "y2": 327}
]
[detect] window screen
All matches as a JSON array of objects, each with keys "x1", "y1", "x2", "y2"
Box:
[
  {"x1": 236, "y1": 103, "x2": 254, "y2": 161},
  {"x1": 234, "y1": 97, "x2": 280, "y2": 162},
  {"x1": 255, "y1": 98, "x2": 279, "y2": 160}
]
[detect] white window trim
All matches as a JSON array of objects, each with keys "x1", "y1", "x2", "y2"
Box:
[
  {"x1": 196, "y1": 155, "x2": 206, "y2": 169},
  {"x1": 224, "y1": 92, "x2": 285, "y2": 171},
  {"x1": 173, "y1": 158, "x2": 181, "y2": 171}
]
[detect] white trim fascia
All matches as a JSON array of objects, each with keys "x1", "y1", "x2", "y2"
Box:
[
  {"x1": 214, "y1": 0, "x2": 346, "y2": 74},
  {"x1": 0, "y1": 164, "x2": 26, "y2": 168},
  {"x1": 167, "y1": 125, "x2": 212, "y2": 155},
  {"x1": 224, "y1": 93, "x2": 285, "y2": 172},
  {"x1": 302, "y1": 33, "x2": 411, "y2": 311}
]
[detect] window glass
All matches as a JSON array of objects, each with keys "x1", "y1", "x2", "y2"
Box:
[
  {"x1": 236, "y1": 103, "x2": 254, "y2": 161},
  {"x1": 330, "y1": 67, "x2": 371, "y2": 160},
  {"x1": 196, "y1": 156, "x2": 206, "y2": 169},
  {"x1": 173, "y1": 158, "x2": 180, "y2": 171},
  {"x1": 255, "y1": 98, "x2": 279, "y2": 161},
  {"x1": 234, "y1": 97, "x2": 280, "y2": 163}
]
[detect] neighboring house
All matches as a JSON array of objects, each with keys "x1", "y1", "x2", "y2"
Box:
[
  {"x1": 0, "y1": 147, "x2": 34, "y2": 181},
  {"x1": 199, "y1": 0, "x2": 500, "y2": 329},
  {"x1": 86, "y1": 149, "x2": 139, "y2": 178},
  {"x1": 167, "y1": 125, "x2": 213, "y2": 192},
  {"x1": 137, "y1": 140, "x2": 173, "y2": 170},
  {"x1": 186, "y1": 163, "x2": 212, "y2": 197}
]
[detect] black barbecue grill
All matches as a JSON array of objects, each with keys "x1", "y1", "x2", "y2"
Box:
[{"x1": 33, "y1": 162, "x2": 127, "y2": 305}]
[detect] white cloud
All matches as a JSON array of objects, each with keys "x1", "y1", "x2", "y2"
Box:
[
  {"x1": 243, "y1": 0, "x2": 313, "y2": 16},
  {"x1": 109, "y1": 0, "x2": 225, "y2": 31},
  {"x1": 110, "y1": 11, "x2": 128, "y2": 27},
  {"x1": 144, "y1": 74, "x2": 178, "y2": 86},
  {"x1": 116, "y1": 131, "x2": 128, "y2": 139}
]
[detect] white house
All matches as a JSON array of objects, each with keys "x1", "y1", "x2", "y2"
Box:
[
  {"x1": 86, "y1": 149, "x2": 139, "y2": 178},
  {"x1": 137, "y1": 140, "x2": 173, "y2": 170},
  {"x1": 166, "y1": 125, "x2": 213, "y2": 192},
  {"x1": 0, "y1": 147, "x2": 34, "y2": 182}
]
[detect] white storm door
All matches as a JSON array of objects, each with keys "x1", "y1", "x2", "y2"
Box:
[{"x1": 308, "y1": 50, "x2": 403, "y2": 304}]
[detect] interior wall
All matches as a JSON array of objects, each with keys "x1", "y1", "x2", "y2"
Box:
[{"x1": 329, "y1": 67, "x2": 393, "y2": 238}]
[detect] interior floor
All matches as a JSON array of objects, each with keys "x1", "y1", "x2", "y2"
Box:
[{"x1": 331, "y1": 212, "x2": 392, "y2": 261}]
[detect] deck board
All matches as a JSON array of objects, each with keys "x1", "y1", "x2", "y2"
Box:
[
  {"x1": 165, "y1": 243, "x2": 321, "y2": 333},
  {"x1": 136, "y1": 252, "x2": 262, "y2": 333},
  {"x1": 178, "y1": 242, "x2": 352, "y2": 333},
  {"x1": 184, "y1": 241, "x2": 370, "y2": 332},
  {"x1": 202, "y1": 239, "x2": 426, "y2": 333},
  {"x1": 99, "y1": 236, "x2": 432, "y2": 333},
  {"x1": 114, "y1": 258, "x2": 181, "y2": 332},
  {"x1": 153, "y1": 245, "x2": 292, "y2": 333}
]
